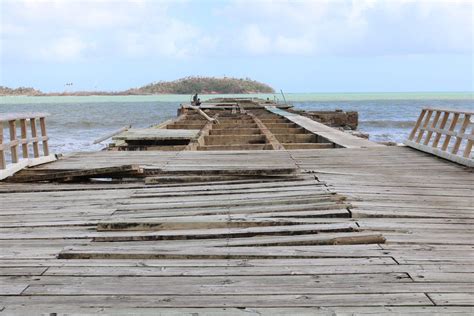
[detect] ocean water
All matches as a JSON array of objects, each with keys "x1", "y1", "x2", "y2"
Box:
[{"x1": 1, "y1": 92, "x2": 472, "y2": 154}]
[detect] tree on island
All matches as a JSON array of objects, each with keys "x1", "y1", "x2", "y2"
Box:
[{"x1": 0, "y1": 76, "x2": 275, "y2": 96}]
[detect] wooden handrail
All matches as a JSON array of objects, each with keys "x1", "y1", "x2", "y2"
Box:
[
  {"x1": 0, "y1": 113, "x2": 56, "y2": 180},
  {"x1": 405, "y1": 108, "x2": 473, "y2": 167}
]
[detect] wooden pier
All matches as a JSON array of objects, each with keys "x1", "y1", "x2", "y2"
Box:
[
  {"x1": 107, "y1": 98, "x2": 380, "y2": 152},
  {"x1": 0, "y1": 100, "x2": 472, "y2": 314}
]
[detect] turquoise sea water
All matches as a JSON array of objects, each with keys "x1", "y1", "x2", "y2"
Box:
[
  {"x1": 1, "y1": 92, "x2": 472, "y2": 104},
  {"x1": 1, "y1": 92, "x2": 473, "y2": 153}
]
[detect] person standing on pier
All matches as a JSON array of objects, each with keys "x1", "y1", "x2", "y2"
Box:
[{"x1": 192, "y1": 93, "x2": 202, "y2": 107}]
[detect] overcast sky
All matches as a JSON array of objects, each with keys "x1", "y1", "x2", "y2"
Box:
[{"x1": 0, "y1": 0, "x2": 472, "y2": 92}]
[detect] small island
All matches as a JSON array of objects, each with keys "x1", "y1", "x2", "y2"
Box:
[
  {"x1": 0, "y1": 86, "x2": 43, "y2": 96},
  {"x1": 0, "y1": 77, "x2": 275, "y2": 96}
]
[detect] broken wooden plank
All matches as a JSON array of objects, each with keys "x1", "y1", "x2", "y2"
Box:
[
  {"x1": 93, "y1": 125, "x2": 131, "y2": 144},
  {"x1": 92, "y1": 223, "x2": 359, "y2": 242},
  {"x1": 10, "y1": 164, "x2": 143, "y2": 182}
]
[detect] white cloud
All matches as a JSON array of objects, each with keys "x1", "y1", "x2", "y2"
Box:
[
  {"x1": 241, "y1": 25, "x2": 271, "y2": 55},
  {"x1": 275, "y1": 35, "x2": 313, "y2": 55},
  {"x1": 0, "y1": 0, "x2": 472, "y2": 63},
  {"x1": 37, "y1": 36, "x2": 93, "y2": 62},
  {"x1": 238, "y1": 24, "x2": 314, "y2": 56},
  {"x1": 219, "y1": 0, "x2": 473, "y2": 56},
  {"x1": 0, "y1": 0, "x2": 204, "y2": 62},
  {"x1": 11, "y1": 0, "x2": 147, "y2": 29},
  {"x1": 119, "y1": 19, "x2": 215, "y2": 59}
]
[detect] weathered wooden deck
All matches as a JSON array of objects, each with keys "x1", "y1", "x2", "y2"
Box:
[{"x1": 0, "y1": 146, "x2": 473, "y2": 314}]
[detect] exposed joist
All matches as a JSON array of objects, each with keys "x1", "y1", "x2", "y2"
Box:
[{"x1": 247, "y1": 111, "x2": 286, "y2": 150}]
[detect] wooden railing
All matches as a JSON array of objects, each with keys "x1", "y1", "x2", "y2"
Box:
[
  {"x1": 405, "y1": 108, "x2": 473, "y2": 167},
  {"x1": 0, "y1": 113, "x2": 56, "y2": 180}
]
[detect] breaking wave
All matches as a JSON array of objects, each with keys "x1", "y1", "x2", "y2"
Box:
[
  {"x1": 360, "y1": 120, "x2": 416, "y2": 128},
  {"x1": 1, "y1": 96, "x2": 472, "y2": 153}
]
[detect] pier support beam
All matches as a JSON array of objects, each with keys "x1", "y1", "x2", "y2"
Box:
[{"x1": 247, "y1": 112, "x2": 286, "y2": 150}]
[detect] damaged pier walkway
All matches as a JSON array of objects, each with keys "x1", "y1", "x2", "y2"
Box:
[{"x1": 0, "y1": 146, "x2": 473, "y2": 314}]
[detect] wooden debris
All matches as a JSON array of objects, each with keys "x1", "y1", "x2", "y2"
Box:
[
  {"x1": 0, "y1": 103, "x2": 472, "y2": 313},
  {"x1": 9, "y1": 164, "x2": 143, "y2": 182},
  {"x1": 93, "y1": 125, "x2": 131, "y2": 144}
]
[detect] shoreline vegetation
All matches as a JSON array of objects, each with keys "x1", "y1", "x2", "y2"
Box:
[{"x1": 0, "y1": 76, "x2": 274, "y2": 96}]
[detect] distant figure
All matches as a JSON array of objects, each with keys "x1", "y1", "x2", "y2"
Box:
[
  {"x1": 196, "y1": 98, "x2": 202, "y2": 107},
  {"x1": 192, "y1": 93, "x2": 198, "y2": 105}
]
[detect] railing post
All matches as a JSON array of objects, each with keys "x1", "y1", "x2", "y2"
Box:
[
  {"x1": 0, "y1": 113, "x2": 55, "y2": 181},
  {"x1": 463, "y1": 126, "x2": 473, "y2": 158},
  {"x1": 441, "y1": 113, "x2": 460, "y2": 151},
  {"x1": 30, "y1": 117, "x2": 40, "y2": 158},
  {"x1": 415, "y1": 109, "x2": 432, "y2": 143},
  {"x1": 40, "y1": 117, "x2": 49, "y2": 156},
  {"x1": 8, "y1": 120, "x2": 18, "y2": 163},
  {"x1": 452, "y1": 114, "x2": 471, "y2": 155},
  {"x1": 423, "y1": 110, "x2": 441, "y2": 145},
  {"x1": 405, "y1": 108, "x2": 473, "y2": 167},
  {"x1": 20, "y1": 118, "x2": 29, "y2": 159},
  {"x1": 408, "y1": 109, "x2": 426, "y2": 141},
  {"x1": 0, "y1": 121, "x2": 5, "y2": 169},
  {"x1": 432, "y1": 111, "x2": 450, "y2": 148}
]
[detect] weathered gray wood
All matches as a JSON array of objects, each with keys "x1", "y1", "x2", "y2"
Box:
[
  {"x1": 0, "y1": 113, "x2": 54, "y2": 180},
  {"x1": 18, "y1": 276, "x2": 471, "y2": 295},
  {"x1": 266, "y1": 106, "x2": 383, "y2": 148},
  {"x1": 113, "y1": 128, "x2": 200, "y2": 141},
  {"x1": 428, "y1": 293, "x2": 474, "y2": 306},
  {"x1": 91, "y1": 223, "x2": 359, "y2": 242},
  {"x1": 0, "y1": 257, "x2": 395, "y2": 267},
  {"x1": 11, "y1": 164, "x2": 143, "y2": 182},
  {"x1": 0, "y1": 145, "x2": 472, "y2": 312},
  {"x1": 0, "y1": 294, "x2": 433, "y2": 309},
  {"x1": 405, "y1": 140, "x2": 474, "y2": 167},
  {"x1": 406, "y1": 108, "x2": 473, "y2": 166},
  {"x1": 93, "y1": 125, "x2": 131, "y2": 144},
  {"x1": 42, "y1": 263, "x2": 473, "y2": 277}
]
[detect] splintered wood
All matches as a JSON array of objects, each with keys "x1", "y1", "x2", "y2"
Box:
[
  {"x1": 8, "y1": 150, "x2": 300, "y2": 183},
  {"x1": 0, "y1": 147, "x2": 473, "y2": 314}
]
